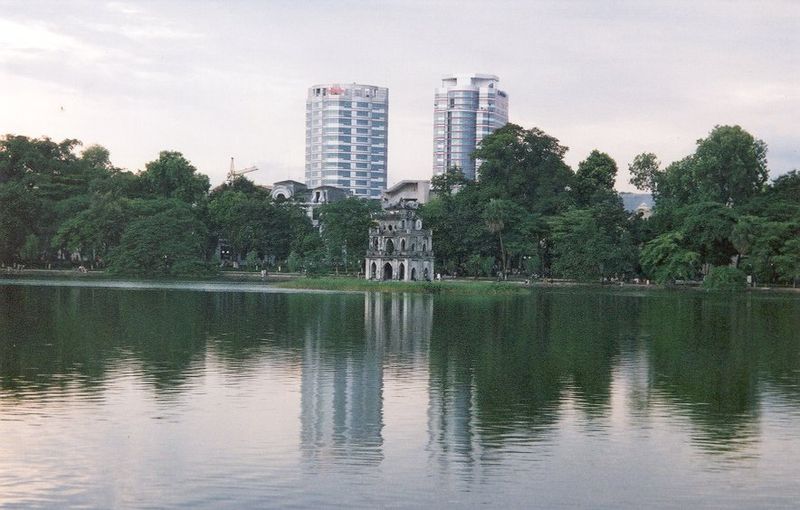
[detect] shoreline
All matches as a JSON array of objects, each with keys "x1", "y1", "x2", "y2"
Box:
[{"x1": 3, "y1": 269, "x2": 798, "y2": 296}]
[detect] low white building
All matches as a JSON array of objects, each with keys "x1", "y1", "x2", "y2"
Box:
[
  {"x1": 270, "y1": 180, "x2": 351, "y2": 227},
  {"x1": 381, "y1": 180, "x2": 432, "y2": 209}
]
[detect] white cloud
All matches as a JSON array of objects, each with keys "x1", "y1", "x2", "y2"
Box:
[
  {"x1": 105, "y1": 1, "x2": 143, "y2": 16},
  {"x1": 0, "y1": 18, "x2": 104, "y2": 62}
]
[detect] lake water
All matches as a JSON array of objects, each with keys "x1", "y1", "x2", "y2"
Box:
[{"x1": 1, "y1": 280, "x2": 799, "y2": 509}]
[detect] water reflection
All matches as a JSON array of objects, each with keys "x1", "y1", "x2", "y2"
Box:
[
  {"x1": 299, "y1": 295, "x2": 384, "y2": 466},
  {"x1": 640, "y1": 293, "x2": 800, "y2": 455},
  {"x1": 365, "y1": 292, "x2": 432, "y2": 358},
  {"x1": 297, "y1": 293, "x2": 435, "y2": 467},
  {"x1": 1, "y1": 283, "x2": 800, "y2": 507}
]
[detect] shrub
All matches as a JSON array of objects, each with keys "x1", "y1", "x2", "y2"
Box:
[
  {"x1": 169, "y1": 260, "x2": 219, "y2": 277},
  {"x1": 703, "y1": 266, "x2": 746, "y2": 291}
]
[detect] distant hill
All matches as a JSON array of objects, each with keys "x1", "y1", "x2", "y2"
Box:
[{"x1": 620, "y1": 192, "x2": 654, "y2": 212}]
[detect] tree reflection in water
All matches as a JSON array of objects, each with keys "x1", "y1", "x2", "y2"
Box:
[{"x1": 1, "y1": 283, "x2": 799, "y2": 466}]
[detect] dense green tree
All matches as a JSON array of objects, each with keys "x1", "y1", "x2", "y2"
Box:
[
  {"x1": 573, "y1": 150, "x2": 618, "y2": 207},
  {"x1": 418, "y1": 181, "x2": 492, "y2": 275},
  {"x1": 702, "y1": 266, "x2": 747, "y2": 290},
  {"x1": 731, "y1": 215, "x2": 765, "y2": 267},
  {"x1": 52, "y1": 197, "x2": 138, "y2": 262},
  {"x1": 422, "y1": 126, "x2": 578, "y2": 277},
  {"x1": 208, "y1": 188, "x2": 312, "y2": 265},
  {"x1": 550, "y1": 204, "x2": 635, "y2": 281},
  {"x1": 465, "y1": 254, "x2": 495, "y2": 278},
  {"x1": 0, "y1": 135, "x2": 127, "y2": 263},
  {"x1": 318, "y1": 197, "x2": 380, "y2": 273},
  {"x1": 640, "y1": 232, "x2": 701, "y2": 284},
  {"x1": 140, "y1": 151, "x2": 209, "y2": 204},
  {"x1": 209, "y1": 175, "x2": 269, "y2": 199},
  {"x1": 107, "y1": 200, "x2": 210, "y2": 276},
  {"x1": 286, "y1": 230, "x2": 325, "y2": 273},
  {"x1": 692, "y1": 125, "x2": 768, "y2": 207},
  {"x1": 430, "y1": 166, "x2": 468, "y2": 196},
  {"x1": 424, "y1": 169, "x2": 488, "y2": 274},
  {"x1": 0, "y1": 135, "x2": 81, "y2": 184},
  {"x1": 631, "y1": 125, "x2": 789, "y2": 283},
  {"x1": 739, "y1": 220, "x2": 796, "y2": 283},
  {"x1": 19, "y1": 234, "x2": 41, "y2": 263},
  {"x1": 628, "y1": 152, "x2": 661, "y2": 193},
  {"x1": 653, "y1": 156, "x2": 695, "y2": 206},
  {"x1": 0, "y1": 181, "x2": 40, "y2": 263},
  {"x1": 678, "y1": 202, "x2": 739, "y2": 267},
  {"x1": 483, "y1": 199, "x2": 526, "y2": 278},
  {"x1": 80, "y1": 144, "x2": 113, "y2": 172},
  {"x1": 474, "y1": 124, "x2": 573, "y2": 215},
  {"x1": 634, "y1": 125, "x2": 768, "y2": 209},
  {"x1": 773, "y1": 238, "x2": 800, "y2": 287},
  {"x1": 768, "y1": 170, "x2": 800, "y2": 201}
]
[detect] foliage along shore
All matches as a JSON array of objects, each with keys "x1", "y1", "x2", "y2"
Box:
[
  {"x1": 1, "y1": 124, "x2": 799, "y2": 289},
  {"x1": 3, "y1": 269, "x2": 798, "y2": 295},
  {"x1": 0, "y1": 270, "x2": 527, "y2": 295}
]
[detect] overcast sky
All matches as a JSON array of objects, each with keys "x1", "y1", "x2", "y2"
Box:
[{"x1": 1, "y1": 0, "x2": 798, "y2": 191}]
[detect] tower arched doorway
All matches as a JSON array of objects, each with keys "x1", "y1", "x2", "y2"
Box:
[
  {"x1": 398, "y1": 262, "x2": 405, "y2": 281},
  {"x1": 383, "y1": 262, "x2": 393, "y2": 280},
  {"x1": 411, "y1": 267, "x2": 417, "y2": 281},
  {"x1": 370, "y1": 262, "x2": 377, "y2": 279}
]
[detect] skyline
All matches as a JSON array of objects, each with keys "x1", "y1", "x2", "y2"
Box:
[{"x1": 1, "y1": 0, "x2": 798, "y2": 191}]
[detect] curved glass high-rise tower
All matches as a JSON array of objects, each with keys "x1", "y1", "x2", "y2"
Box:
[
  {"x1": 432, "y1": 74, "x2": 508, "y2": 180},
  {"x1": 305, "y1": 83, "x2": 388, "y2": 198}
]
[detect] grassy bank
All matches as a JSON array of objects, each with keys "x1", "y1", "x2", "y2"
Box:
[{"x1": 273, "y1": 277, "x2": 529, "y2": 295}]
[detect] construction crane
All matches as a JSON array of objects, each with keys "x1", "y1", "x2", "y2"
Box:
[{"x1": 226, "y1": 157, "x2": 258, "y2": 183}]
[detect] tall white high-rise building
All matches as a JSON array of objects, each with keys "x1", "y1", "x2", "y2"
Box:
[
  {"x1": 432, "y1": 74, "x2": 508, "y2": 180},
  {"x1": 305, "y1": 83, "x2": 388, "y2": 198}
]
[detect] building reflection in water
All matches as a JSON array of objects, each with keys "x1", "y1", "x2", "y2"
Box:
[
  {"x1": 364, "y1": 291, "x2": 432, "y2": 358},
  {"x1": 426, "y1": 352, "x2": 477, "y2": 475},
  {"x1": 299, "y1": 293, "x2": 434, "y2": 468}
]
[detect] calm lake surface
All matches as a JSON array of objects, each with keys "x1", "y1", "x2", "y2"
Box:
[{"x1": 1, "y1": 280, "x2": 799, "y2": 509}]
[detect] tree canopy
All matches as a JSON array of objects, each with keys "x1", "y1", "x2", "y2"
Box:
[{"x1": 2, "y1": 125, "x2": 798, "y2": 286}]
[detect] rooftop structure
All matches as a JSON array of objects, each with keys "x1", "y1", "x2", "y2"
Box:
[
  {"x1": 270, "y1": 180, "x2": 350, "y2": 227},
  {"x1": 381, "y1": 180, "x2": 432, "y2": 209}
]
